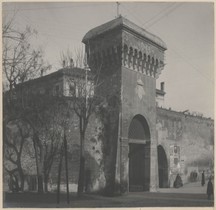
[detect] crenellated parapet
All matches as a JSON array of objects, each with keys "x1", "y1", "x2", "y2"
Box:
[
  {"x1": 83, "y1": 16, "x2": 166, "y2": 79},
  {"x1": 122, "y1": 44, "x2": 165, "y2": 78},
  {"x1": 86, "y1": 43, "x2": 165, "y2": 78}
]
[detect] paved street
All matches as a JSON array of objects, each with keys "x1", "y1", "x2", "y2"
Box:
[{"x1": 4, "y1": 181, "x2": 214, "y2": 208}]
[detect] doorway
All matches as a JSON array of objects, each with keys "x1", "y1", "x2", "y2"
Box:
[
  {"x1": 157, "y1": 145, "x2": 168, "y2": 188},
  {"x1": 128, "y1": 115, "x2": 150, "y2": 191}
]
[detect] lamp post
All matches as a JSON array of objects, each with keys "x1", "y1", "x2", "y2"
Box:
[{"x1": 84, "y1": 53, "x2": 90, "y2": 117}]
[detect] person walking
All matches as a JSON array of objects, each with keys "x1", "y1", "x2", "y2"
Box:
[
  {"x1": 207, "y1": 177, "x2": 213, "y2": 200},
  {"x1": 201, "y1": 171, "x2": 205, "y2": 186},
  {"x1": 173, "y1": 174, "x2": 183, "y2": 188}
]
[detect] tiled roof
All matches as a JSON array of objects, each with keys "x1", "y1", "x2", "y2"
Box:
[
  {"x1": 82, "y1": 16, "x2": 167, "y2": 50},
  {"x1": 16, "y1": 67, "x2": 92, "y2": 86}
]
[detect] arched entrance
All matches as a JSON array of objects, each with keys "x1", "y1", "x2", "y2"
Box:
[
  {"x1": 157, "y1": 145, "x2": 168, "y2": 188},
  {"x1": 128, "y1": 115, "x2": 150, "y2": 192}
]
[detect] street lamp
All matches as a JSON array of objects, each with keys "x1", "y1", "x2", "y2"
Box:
[{"x1": 84, "y1": 52, "x2": 90, "y2": 117}]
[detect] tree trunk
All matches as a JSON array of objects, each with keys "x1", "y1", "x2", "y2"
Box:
[
  {"x1": 38, "y1": 144, "x2": 44, "y2": 193},
  {"x1": 64, "y1": 131, "x2": 70, "y2": 204},
  {"x1": 17, "y1": 159, "x2": 25, "y2": 192},
  {"x1": 44, "y1": 175, "x2": 49, "y2": 193},
  {"x1": 13, "y1": 174, "x2": 20, "y2": 192},
  {"x1": 37, "y1": 175, "x2": 44, "y2": 193},
  {"x1": 19, "y1": 170, "x2": 25, "y2": 192},
  {"x1": 33, "y1": 133, "x2": 44, "y2": 193},
  {"x1": 77, "y1": 133, "x2": 85, "y2": 196},
  {"x1": 57, "y1": 143, "x2": 64, "y2": 204},
  {"x1": 77, "y1": 156, "x2": 85, "y2": 196}
]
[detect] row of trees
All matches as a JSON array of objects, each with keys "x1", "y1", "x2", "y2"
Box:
[
  {"x1": 3, "y1": 13, "x2": 52, "y2": 193},
  {"x1": 3, "y1": 14, "x2": 112, "y2": 199}
]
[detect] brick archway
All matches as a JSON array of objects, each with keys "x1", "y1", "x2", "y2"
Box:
[
  {"x1": 157, "y1": 145, "x2": 169, "y2": 188},
  {"x1": 128, "y1": 115, "x2": 150, "y2": 191}
]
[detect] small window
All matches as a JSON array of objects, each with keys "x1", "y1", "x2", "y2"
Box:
[
  {"x1": 69, "y1": 84, "x2": 75, "y2": 96},
  {"x1": 53, "y1": 85, "x2": 60, "y2": 96},
  {"x1": 174, "y1": 146, "x2": 180, "y2": 154},
  {"x1": 174, "y1": 158, "x2": 179, "y2": 165}
]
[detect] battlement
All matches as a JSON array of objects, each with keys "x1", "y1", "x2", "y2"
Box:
[
  {"x1": 83, "y1": 16, "x2": 167, "y2": 79},
  {"x1": 157, "y1": 106, "x2": 214, "y2": 125}
]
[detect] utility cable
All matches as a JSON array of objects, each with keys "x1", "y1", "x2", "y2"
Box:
[
  {"x1": 142, "y1": 3, "x2": 177, "y2": 27},
  {"x1": 3, "y1": 3, "x2": 112, "y2": 12},
  {"x1": 169, "y1": 47, "x2": 214, "y2": 85},
  {"x1": 145, "y1": 3, "x2": 184, "y2": 29}
]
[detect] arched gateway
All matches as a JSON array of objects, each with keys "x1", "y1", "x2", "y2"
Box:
[
  {"x1": 157, "y1": 145, "x2": 168, "y2": 188},
  {"x1": 128, "y1": 115, "x2": 150, "y2": 191}
]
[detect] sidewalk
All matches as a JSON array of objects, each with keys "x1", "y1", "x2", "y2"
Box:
[
  {"x1": 4, "y1": 181, "x2": 214, "y2": 208},
  {"x1": 157, "y1": 181, "x2": 208, "y2": 194}
]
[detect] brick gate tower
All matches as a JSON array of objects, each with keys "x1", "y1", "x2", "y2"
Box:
[{"x1": 83, "y1": 16, "x2": 167, "y2": 193}]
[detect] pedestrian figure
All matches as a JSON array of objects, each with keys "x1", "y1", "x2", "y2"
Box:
[
  {"x1": 202, "y1": 171, "x2": 205, "y2": 186},
  {"x1": 207, "y1": 177, "x2": 213, "y2": 200},
  {"x1": 173, "y1": 174, "x2": 183, "y2": 188},
  {"x1": 194, "y1": 171, "x2": 198, "y2": 181}
]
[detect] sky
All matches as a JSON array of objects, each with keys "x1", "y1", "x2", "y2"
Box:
[{"x1": 2, "y1": 1, "x2": 214, "y2": 118}]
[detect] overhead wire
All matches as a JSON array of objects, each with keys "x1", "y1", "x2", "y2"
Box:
[
  {"x1": 121, "y1": 3, "x2": 180, "y2": 29},
  {"x1": 142, "y1": 3, "x2": 177, "y2": 27},
  {"x1": 169, "y1": 47, "x2": 214, "y2": 85},
  {"x1": 6, "y1": 2, "x2": 213, "y2": 85},
  {"x1": 120, "y1": 4, "x2": 146, "y2": 26},
  {"x1": 3, "y1": 2, "x2": 112, "y2": 12},
  {"x1": 145, "y1": 3, "x2": 184, "y2": 29},
  {"x1": 121, "y1": 2, "x2": 213, "y2": 85}
]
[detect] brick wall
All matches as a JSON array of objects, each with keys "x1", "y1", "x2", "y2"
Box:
[{"x1": 156, "y1": 107, "x2": 214, "y2": 186}]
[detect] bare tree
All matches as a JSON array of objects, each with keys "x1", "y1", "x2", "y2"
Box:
[
  {"x1": 42, "y1": 99, "x2": 71, "y2": 193},
  {"x1": 59, "y1": 48, "x2": 104, "y2": 196},
  {"x1": 68, "y1": 73, "x2": 98, "y2": 196},
  {"x1": 24, "y1": 94, "x2": 68, "y2": 193},
  {"x1": 4, "y1": 78, "x2": 69, "y2": 195},
  {"x1": 43, "y1": 120, "x2": 62, "y2": 193},
  {"x1": 2, "y1": 13, "x2": 55, "y2": 193},
  {"x1": 4, "y1": 120, "x2": 32, "y2": 192},
  {"x1": 2, "y1": 14, "x2": 51, "y2": 91}
]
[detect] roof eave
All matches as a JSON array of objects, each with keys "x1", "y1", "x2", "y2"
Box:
[{"x1": 82, "y1": 18, "x2": 167, "y2": 51}]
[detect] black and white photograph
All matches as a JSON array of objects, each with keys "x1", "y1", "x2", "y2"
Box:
[{"x1": 2, "y1": 1, "x2": 214, "y2": 208}]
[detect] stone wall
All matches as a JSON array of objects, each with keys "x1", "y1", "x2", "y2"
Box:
[
  {"x1": 49, "y1": 112, "x2": 106, "y2": 193},
  {"x1": 156, "y1": 107, "x2": 214, "y2": 186}
]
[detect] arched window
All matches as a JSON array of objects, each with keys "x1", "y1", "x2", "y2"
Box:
[
  {"x1": 123, "y1": 44, "x2": 128, "y2": 66},
  {"x1": 128, "y1": 47, "x2": 133, "y2": 68},
  {"x1": 133, "y1": 49, "x2": 138, "y2": 70},
  {"x1": 138, "y1": 51, "x2": 142, "y2": 72},
  {"x1": 150, "y1": 57, "x2": 154, "y2": 76}
]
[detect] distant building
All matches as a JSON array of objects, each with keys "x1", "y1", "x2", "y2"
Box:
[{"x1": 13, "y1": 67, "x2": 94, "y2": 97}]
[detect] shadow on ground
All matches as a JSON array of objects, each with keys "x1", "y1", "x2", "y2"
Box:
[{"x1": 4, "y1": 191, "x2": 214, "y2": 208}]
